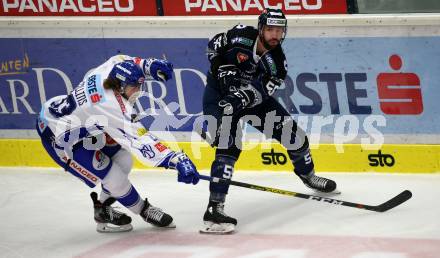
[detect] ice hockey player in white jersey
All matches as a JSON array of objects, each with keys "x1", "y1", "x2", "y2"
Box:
[{"x1": 36, "y1": 54, "x2": 200, "y2": 233}]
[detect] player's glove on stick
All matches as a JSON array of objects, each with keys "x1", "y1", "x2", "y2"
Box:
[
  {"x1": 217, "y1": 64, "x2": 241, "y2": 95},
  {"x1": 168, "y1": 152, "x2": 200, "y2": 185}
]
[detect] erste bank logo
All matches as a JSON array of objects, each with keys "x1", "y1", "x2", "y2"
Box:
[
  {"x1": 280, "y1": 54, "x2": 424, "y2": 117},
  {"x1": 376, "y1": 54, "x2": 423, "y2": 115}
]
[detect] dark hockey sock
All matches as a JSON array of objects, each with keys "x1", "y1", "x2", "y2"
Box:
[
  {"x1": 287, "y1": 145, "x2": 314, "y2": 176},
  {"x1": 209, "y1": 154, "x2": 237, "y2": 195},
  {"x1": 210, "y1": 192, "x2": 226, "y2": 203}
]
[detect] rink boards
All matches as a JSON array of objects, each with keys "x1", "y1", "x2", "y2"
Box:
[
  {"x1": 1, "y1": 139, "x2": 439, "y2": 173},
  {"x1": 0, "y1": 15, "x2": 439, "y2": 172}
]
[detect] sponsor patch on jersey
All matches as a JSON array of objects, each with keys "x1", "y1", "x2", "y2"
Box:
[
  {"x1": 92, "y1": 150, "x2": 110, "y2": 170},
  {"x1": 133, "y1": 57, "x2": 142, "y2": 65},
  {"x1": 114, "y1": 92, "x2": 126, "y2": 114},
  {"x1": 38, "y1": 119, "x2": 47, "y2": 131},
  {"x1": 264, "y1": 55, "x2": 277, "y2": 75},
  {"x1": 85, "y1": 74, "x2": 106, "y2": 105},
  {"x1": 237, "y1": 52, "x2": 249, "y2": 63},
  {"x1": 139, "y1": 144, "x2": 155, "y2": 159},
  {"x1": 231, "y1": 37, "x2": 254, "y2": 47},
  {"x1": 63, "y1": 156, "x2": 99, "y2": 183},
  {"x1": 137, "y1": 128, "x2": 148, "y2": 136},
  {"x1": 154, "y1": 143, "x2": 167, "y2": 152},
  {"x1": 37, "y1": 107, "x2": 48, "y2": 132}
]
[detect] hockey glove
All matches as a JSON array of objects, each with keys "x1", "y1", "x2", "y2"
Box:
[
  {"x1": 168, "y1": 152, "x2": 200, "y2": 185},
  {"x1": 144, "y1": 58, "x2": 174, "y2": 82},
  {"x1": 217, "y1": 64, "x2": 241, "y2": 95},
  {"x1": 218, "y1": 85, "x2": 261, "y2": 115}
]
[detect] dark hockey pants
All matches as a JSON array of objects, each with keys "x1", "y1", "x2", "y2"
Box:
[{"x1": 202, "y1": 76, "x2": 314, "y2": 195}]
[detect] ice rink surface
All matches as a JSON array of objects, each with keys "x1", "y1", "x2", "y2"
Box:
[{"x1": 1, "y1": 168, "x2": 439, "y2": 258}]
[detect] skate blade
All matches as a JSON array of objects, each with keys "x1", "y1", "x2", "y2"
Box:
[
  {"x1": 96, "y1": 223, "x2": 133, "y2": 233},
  {"x1": 151, "y1": 221, "x2": 176, "y2": 229},
  {"x1": 199, "y1": 221, "x2": 235, "y2": 235},
  {"x1": 320, "y1": 188, "x2": 341, "y2": 195},
  {"x1": 305, "y1": 185, "x2": 341, "y2": 195},
  {"x1": 312, "y1": 188, "x2": 341, "y2": 196}
]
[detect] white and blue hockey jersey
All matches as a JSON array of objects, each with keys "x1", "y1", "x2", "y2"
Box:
[{"x1": 37, "y1": 55, "x2": 173, "y2": 167}]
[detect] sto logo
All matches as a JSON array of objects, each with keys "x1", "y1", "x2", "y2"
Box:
[
  {"x1": 93, "y1": 150, "x2": 110, "y2": 170},
  {"x1": 376, "y1": 55, "x2": 423, "y2": 115}
]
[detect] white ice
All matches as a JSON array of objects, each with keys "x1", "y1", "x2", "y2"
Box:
[{"x1": 0, "y1": 168, "x2": 439, "y2": 258}]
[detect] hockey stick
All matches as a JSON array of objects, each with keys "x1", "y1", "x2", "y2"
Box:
[{"x1": 198, "y1": 174, "x2": 412, "y2": 212}]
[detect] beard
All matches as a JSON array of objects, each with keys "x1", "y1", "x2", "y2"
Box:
[
  {"x1": 268, "y1": 39, "x2": 280, "y2": 47},
  {"x1": 259, "y1": 33, "x2": 280, "y2": 49},
  {"x1": 263, "y1": 38, "x2": 280, "y2": 50}
]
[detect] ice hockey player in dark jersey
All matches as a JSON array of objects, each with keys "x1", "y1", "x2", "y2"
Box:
[{"x1": 200, "y1": 8, "x2": 338, "y2": 234}]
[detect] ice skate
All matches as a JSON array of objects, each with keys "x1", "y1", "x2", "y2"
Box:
[
  {"x1": 299, "y1": 170, "x2": 340, "y2": 194},
  {"x1": 140, "y1": 198, "x2": 176, "y2": 228},
  {"x1": 200, "y1": 201, "x2": 237, "y2": 234},
  {"x1": 90, "y1": 192, "x2": 133, "y2": 233}
]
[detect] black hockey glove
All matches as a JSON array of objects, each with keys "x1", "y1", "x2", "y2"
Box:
[
  {"x1": 218, "y1": 85, "x2": 260, "y2": 115},
  {"x1": 217, "y1": 64, "x2": 241, "y2": 95}
]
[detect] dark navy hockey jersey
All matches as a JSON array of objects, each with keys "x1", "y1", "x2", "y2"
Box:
[{"x1": 207, "y1": 24, "x2": 288, "y2": 99}]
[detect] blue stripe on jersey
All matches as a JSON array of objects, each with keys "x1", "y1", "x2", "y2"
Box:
[
  {"x1": 117, "y1": 185, "x2": 141, "y2": 208},
  {"x1": 101, "y1": 185, "x2": 111, "y2": 195},
  {"x1": 156, "y1": 152, "x2": 174, "y2": 168}
]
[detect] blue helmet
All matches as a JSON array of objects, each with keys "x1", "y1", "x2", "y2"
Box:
[{"x1": 108, "y1": 61, "x2": 145, "y2": 88}]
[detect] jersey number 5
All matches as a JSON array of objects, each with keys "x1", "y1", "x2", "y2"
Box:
[
  {"x1": 223, "y1": 165, "x2": 233, "y2": 179},
  {"x1": 265, "y1": 80, "x2": 280, "y2": 96}
]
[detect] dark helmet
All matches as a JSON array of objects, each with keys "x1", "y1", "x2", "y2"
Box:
[
  {"x1": 108, "y1": 61, "x2": 145, "y2": 90},
  {"x1": 258, "y1": 8, "x2": 287, "y2": 46}
]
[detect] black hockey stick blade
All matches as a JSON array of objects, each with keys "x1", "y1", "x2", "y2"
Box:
[
  {"x1": 364, "y1": 190, "x2": 412, "y2": 212},
  {"x1": 198, "y1": 174, "x2": 412, "y2": 212}
]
